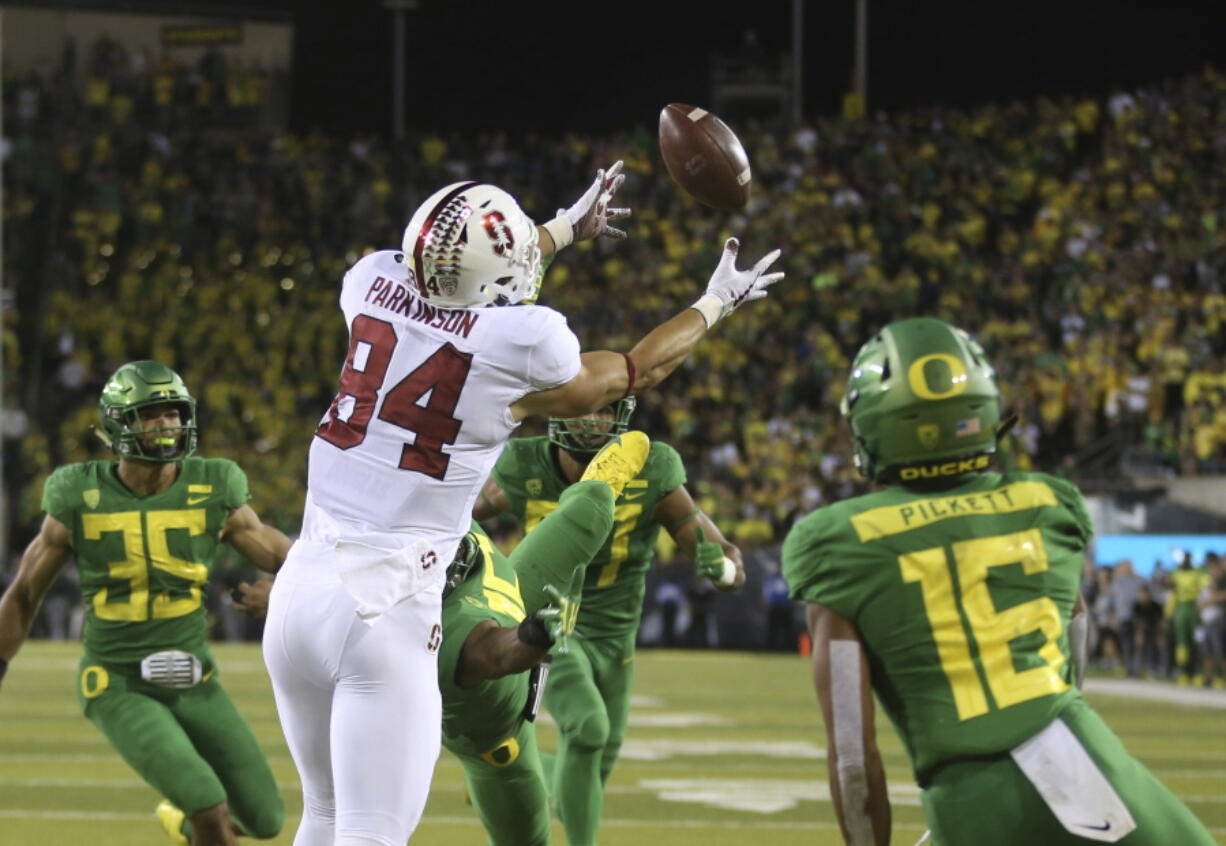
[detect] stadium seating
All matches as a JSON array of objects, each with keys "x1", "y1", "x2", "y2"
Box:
[{"x1": 3, "y1": 39, "x2": 1224, "y2": 551}]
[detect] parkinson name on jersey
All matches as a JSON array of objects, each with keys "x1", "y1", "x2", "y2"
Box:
[{"x1": 366, "y1": 274, "x2": 482, "y2": 339}]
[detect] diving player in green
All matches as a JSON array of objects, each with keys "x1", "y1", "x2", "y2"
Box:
[
  {"x1": 236, "y1": 431, "x2": 653, "y2": 845},
  {"x1": 0, "y1": 361, "x2": 289, "y2": 846},
  {"x1": 783, "y1": 318, "x2": 1214, "y2": 846},
  {"x1": 474, "y1": 398, "x2": 744, "y2": 846}
]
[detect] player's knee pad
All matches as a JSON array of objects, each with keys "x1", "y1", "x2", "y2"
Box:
[{"x1": 562, "y1": 708, "x2": 610, "y2": 750}]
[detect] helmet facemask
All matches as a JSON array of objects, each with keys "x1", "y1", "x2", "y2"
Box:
[
  {"x1": 548, "y1": 397, "x2": 637, "y2": 455},
  {"x1": 444, "y1": 534, "x2": 482, "y2": 599}
]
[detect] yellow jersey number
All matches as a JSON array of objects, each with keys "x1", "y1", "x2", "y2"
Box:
[
  {"x1": 525, "y1": 500, "x2": 644, "y2": 588},
  {"x1": 899, "y1": 528, "x2": 1069, "y2": 721},
  {"x1": 82, "y1": 509, "x2": 209, "y2": 622}
]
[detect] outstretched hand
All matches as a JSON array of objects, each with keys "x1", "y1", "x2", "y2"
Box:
[
  {"x1": 693, "y1": 238, "x2": 784, "y2": 327},
  {"x1": 560, "y1": 160, "x2": 631, "y2": 243}
]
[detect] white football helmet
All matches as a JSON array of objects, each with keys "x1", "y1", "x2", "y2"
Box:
[{"x1": 401, "y1": 181, "x2": 542, "y2": 308}]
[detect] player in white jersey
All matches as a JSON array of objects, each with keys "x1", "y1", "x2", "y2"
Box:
[{"x1": 262, "y1": 162, "x2": 785, "y2": 846}]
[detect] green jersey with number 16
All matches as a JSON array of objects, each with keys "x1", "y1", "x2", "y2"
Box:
[
  {"x1": 42, "y1": 458, "x2": 251, "y2": 665},
  {"x1": 783, "y1": 470, "x2": 1091, "y2": 783},
  {"x1": 493, "y1": 437, "x2": 685, "y2": 639}
]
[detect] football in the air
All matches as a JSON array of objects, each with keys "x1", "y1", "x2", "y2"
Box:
[{"x1": 658, "y1": 103, "x2": 752, "y2": 211}]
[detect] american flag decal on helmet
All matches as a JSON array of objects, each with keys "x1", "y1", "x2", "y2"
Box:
[{"x1": 955, "y1": 418, "x2": 981, "y2": 437}]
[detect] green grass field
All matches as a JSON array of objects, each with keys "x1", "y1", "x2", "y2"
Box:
[{"x1": 1, "y1": 642, "x2": 1223, "y2": 845}]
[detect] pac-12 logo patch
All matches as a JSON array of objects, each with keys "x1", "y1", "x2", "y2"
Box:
[
  {"x1": 526, "y1": 479, "x2": 543, "y2": 496},
  {"x1": 917, "y1": 424, "x2": 940, "y2": 450}
]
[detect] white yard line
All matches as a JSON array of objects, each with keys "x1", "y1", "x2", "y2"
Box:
[
  {"x1": 0, "y1": 809, "x2": 1220, "y2": 836},
  {"x1": 1084, "y1": 678, "x2": 1226, "y2": 709}
]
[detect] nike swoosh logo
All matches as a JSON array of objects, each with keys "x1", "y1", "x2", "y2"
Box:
[
  {"x1": 1078, "y1": 822, "x2": 1112, "y2": 831},
  {"x1": 623, "y1": 492, "x2": 646, "y2": 501},
  {"x1": 186, "y1": 496, "x2": 210, "y2": 505}
]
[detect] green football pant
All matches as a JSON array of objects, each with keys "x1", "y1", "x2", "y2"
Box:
[
  {"x1": 923, "y1": 698, "x2": 1214, "y2": 845},
  {"x1": 542, "y1": 633, "x2": 635, "y2": 846},
  {"x1": 511, "y1": 479, "x2": 615, "y2": 615},
  {"x1": 449, "y1": 719, "x2": 550, "y2": 846},
  {"x1": 1172, "y1": 604, "x2": 1199, "y2": 671},
  {"x1": 78, "y1": 658, "x2": 283, "y2": 838}
]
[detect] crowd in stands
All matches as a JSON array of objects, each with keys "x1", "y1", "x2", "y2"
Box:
[
  {"x1": 3, "y1": 37, "x2": 1226, "y2": 558},
  {"x1": 7, "y1": 34, "x2": 279, "y2": 136}
]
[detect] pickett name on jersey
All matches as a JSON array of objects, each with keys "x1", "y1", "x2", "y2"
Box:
[
  {"x1": 850, "y1": 480, "x2": 1058, "y2": 542},
  {"x1": 365, "y1": 275, "x2": 481, "y2": 338}
]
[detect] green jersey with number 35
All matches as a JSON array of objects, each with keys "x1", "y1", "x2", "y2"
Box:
[
  {"x1": 783, "y1": 470, "x2": 1091, "y2": 783},
  {"x1": 42, "y1": 458, "x2": 250, "y2": 665},
  {"x1": 493, "y1": 436, "x2": 685, "y2": 639}
]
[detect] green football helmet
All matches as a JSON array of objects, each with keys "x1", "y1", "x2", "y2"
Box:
[
  {"x1": 444, "y1": 534, "x2": 481, "y2": 599},
  {"x1": 841, "y1": 317, "x2": 1000, "y2": 483},
  {"x1": 548, "y1": 396, "x2": 637, "y2": 454},
  {"x1": 99, "y1": 360, "x2": 198, "y2": 462}
]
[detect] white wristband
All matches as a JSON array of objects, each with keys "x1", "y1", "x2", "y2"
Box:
[
  {"x1": 541, "y1": 215, "x2": 574, "y2": 251},
  {"x1": 690, "y1": 294, "x2": 724, "y2": 328},
  {"x1": 716, "y1": 557, "x2": 737, "y2": 588}
]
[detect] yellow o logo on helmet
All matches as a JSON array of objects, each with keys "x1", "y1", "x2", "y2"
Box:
[{"x1": 907, "y1": 354, "x2": 969, "y2": 400}]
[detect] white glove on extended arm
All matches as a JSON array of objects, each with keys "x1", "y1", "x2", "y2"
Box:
[
  {"x1": 542, "y1": 160, "x2": 631, "y2": 250},
  {"x1": 691, "y1": 238, "x2": 784, "y2": 328}
]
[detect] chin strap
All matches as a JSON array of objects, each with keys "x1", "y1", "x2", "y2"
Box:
[{"x1": 996, "y1": 408, "x2": 1020, "y2": 441}]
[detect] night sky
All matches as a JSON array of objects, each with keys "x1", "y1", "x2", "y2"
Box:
[{"x1": 287, "y1": 0, "x2": 1226, "y2": 137}]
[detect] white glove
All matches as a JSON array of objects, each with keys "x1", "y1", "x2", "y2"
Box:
[
  {"x1": 691, "y1": 238, "x2": 784, "y2": 328},
  {"x1": 542, "y1": 160, "x2": 631, "y2": 249}
]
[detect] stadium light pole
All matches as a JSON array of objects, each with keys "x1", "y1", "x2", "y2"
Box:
[
  {"x1": 791, "y1": 0, "x2": 804, "y2": 123},
  {"x1": 383, "y1": 0, "x2": 419, "y2": 141},
  {"x1": 853, "y1": 0, "x2": 868, "y2": 111}
]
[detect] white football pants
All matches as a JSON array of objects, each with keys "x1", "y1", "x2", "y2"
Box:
[{"x1": 263, "y1": 543, "x2": 443, "y2": 846}]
